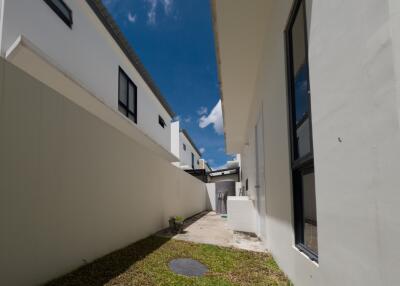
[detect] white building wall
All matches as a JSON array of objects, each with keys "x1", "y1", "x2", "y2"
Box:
[
  {"x1": 206, "y1": 183, "x2": 216, "y2": 211},
  {"x1": 170, "y1": 121, "x2": 180, "y2": 159},
  {"x1": 0, "y1": 59, "x2": 207, "y2": 286},
  {"x1": 179, "y1": 132, "x2": 201, "y2": 169},
  {"x1": 240, "y1": 127, "x2": 257, "y2": 200},
  {"x1": 0, "y1": 0, "x2": 3, "y2": 49},
  {"x1": 0, "y1": 0, "x2": 172, "y2": 152},
  {"x1": 389, "y1": 0, "x2": 400, "y2": 123},
  {"x1": 227, "y1": 197, "x2": 256, "y2": 233},
  {"x1": 199, "y1": 159, "x2": 211, "y2": 171},
  {"x1": 308, "y1": 1, "x2": 400, "y2": 285},
  {"x1": 237, "y1": 0, "x2": 400, "y2": 285}
]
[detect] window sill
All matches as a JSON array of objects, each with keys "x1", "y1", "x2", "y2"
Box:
[{"x1": 292, "y1": 245, "x2": 319, "y2": 267}]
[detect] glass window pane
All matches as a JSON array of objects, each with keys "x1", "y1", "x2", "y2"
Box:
[
  {"x1": 128, "y1": 83, "x2": 135, "y2": 113},
  {"x1": 128, "y1": 113, "x2": 135, "y2": 122},
  {"x1": 291, "y1": 2, "x2": 306, "y2": 85},
  {"x1": 302, "y1": 171, "x2": 318, "y2": 254},
  {"x1": 51, "y1": 0, "x2": 71, "y2": 20},
  {"x1": 159, "y1": 115, "x2": 166, "y2": 128},
  {"x1": 296, "y1": 115, "x2": 311, "y2": 158},
  {"x1": 118, "y1": 104, "x2": 127, "y2": 115},
  {"x1": 119, "y1": 72, "x2": 128, "y2": 105},
  {"x1": 291, "y1": 1, "x2": 311, "y2": 159}
]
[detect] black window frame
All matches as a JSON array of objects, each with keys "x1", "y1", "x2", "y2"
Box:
[
  {"x1": 118, "y1": 67, "x2": 137, "y2": 124},
  {"x1": 44, "y1": 0, "x2": 73, "y2": 28},
  {"x1": 158, "y1": 115, "x2": 166, "y2": 128},
  {"x1": 285, "y1": 0, "x2": 318, "y2": 262},
  {"x1": 191, "y1": 153, "x2": 195, "y2": 169},
  {"x1": 183, "y1": 144, "x2": 186, "y2": 151}
]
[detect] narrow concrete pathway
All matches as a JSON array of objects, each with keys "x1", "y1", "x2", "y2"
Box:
[{"x1": 157, "y1": 211, "x2": 265, "y2": 252}]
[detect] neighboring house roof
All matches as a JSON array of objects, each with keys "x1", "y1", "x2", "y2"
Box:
[
  {"x1": 86, "y1": 0, "x2": 175, "y2": 118},
  {"x1": 181, "y1": 129, "x2": 202, "y2": 157}
]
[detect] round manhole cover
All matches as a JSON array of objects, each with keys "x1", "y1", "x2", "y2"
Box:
[{"x1": 168, "y1": 258, "x2": 208, "y2": 277}]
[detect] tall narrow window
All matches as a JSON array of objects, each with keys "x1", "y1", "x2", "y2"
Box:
[
  {"x1": 44, "y1": 0, "x2": 73, "y2": 28},
  {"x1": 285, "y1": 0, "x2": 318, "y2": 261},
  {"x1": 191, "y1": 153, "x2": 195, "y2": 169},
  {"x1": 118, "y1": 67, "x2": 137, "y2": 123}
]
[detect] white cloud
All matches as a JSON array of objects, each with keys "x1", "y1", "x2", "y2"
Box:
[
  {"x1": 146, "y1": 0, "x2": 158, "y2": 24},
  {"x1": 199, "y1": 100, "x2": 224, "y2": 135},
  {"x1": 199, "y1": 147, "x2": 205, "y2": 154},
  {"x1": 197, "y1": 106, "x2": 208, "y2": 116},
  {"x1": 213, "y1": 163, "x2": 227, "y2": 171},
  {"x1": 128, "y1": 12, "x2": 137, "y2": 23},
  {"x1": 161, "y1": 0, "x2": 173, "y2": 15},
  {"x1": 145, "y1": 0, "x2": 174, "y2": 25},
  {"x1": 174, "y1": 115, "x2": 191, "y2": 124}
]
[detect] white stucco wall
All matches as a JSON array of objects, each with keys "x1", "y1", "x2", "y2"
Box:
[
  {"x1": 206, "y1": 183, "x2": 216, "y2": 211},
  {"x1": 240, "y1": 128, "x2": 257, "y2": 200},
  {"x1": 0, "y1": 0, "x2": 3, "y2": 49},
  {"x1": 179, "y1": 132, "x2": 201, "y2": 169},
  {"x1": 308, "y1": 0, "x2": 400, "y2": 285},
  {"x1": 0, "y1": 0, "x2": 172, "y2": 153},
  {"x1": 0, "y1": 59, "x2": 207, "y2": 286},
  {"x1": 170, "y1": 121, "x2": 180, "y2": 158},
  {"x1": 227, "y1": 196, "x2": 256, "y2": 233},
  {"x1": 237, "y1": 0, "x2": 400, "y2": 285},
  {"x1": 235, "y1": 182, "x2": 241, "y2": 196},
  {"x1": 389, "y1": 0, "x2": 400, "y2": 125}
]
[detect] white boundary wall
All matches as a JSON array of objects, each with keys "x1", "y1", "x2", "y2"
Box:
[{"x1": 0, "y1": 59, "x2": 207, "y2": 286}]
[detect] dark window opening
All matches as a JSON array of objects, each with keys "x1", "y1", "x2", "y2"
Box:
[
  {"x1": 191, "y1": 153, "x2": 195, "y2": 169},
  {"x1": 285, "y1": 0, "x2": 318, "y2": 261},
  {"x1": 44, "y1": 0, "x2": 73, "y2": 28},
  {"x1": 118, "y1": 67, "x2": 137, "y2": 124},
  {"x1": 183, "y1": 144, "x2": 186, "y2": 151},
  {"x1": 246, "y1": 178, "x2": 249, "y2": 191},
  {"x1": 158, "y1": 115, "x2": 166, "y2": 128}
]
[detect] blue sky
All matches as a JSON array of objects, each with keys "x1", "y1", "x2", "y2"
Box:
[{"x1": 102, "y1": 0, "x2": 233, "y2": 169}]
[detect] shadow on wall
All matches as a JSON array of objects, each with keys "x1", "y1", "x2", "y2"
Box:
[
  {"x1": 45, "y1": 236, "x2": 170, "y2": 286},
  {"x1": 0, "y1": 56, "x2": 207, "y2": 285},
  {"x1": 206, "y1": 183, "x2": 216, "y2": 211}
]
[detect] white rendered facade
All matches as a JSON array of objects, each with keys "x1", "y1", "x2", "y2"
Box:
[
  {"x1": 199, "y1": 159, "x2": 211, "y2": 172},
  {"x1": 0, "y1": 0, "x2": 174, "y2": 154},
  {"x1": 214, "y1": 0, "x2": 400, "y2": 285},
  {"x1": 177, "y1": 130, "x2": 201, "y2": 170},
  {"x1": 171, "y1": 121, "x2": 203, "y2": 170}
]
